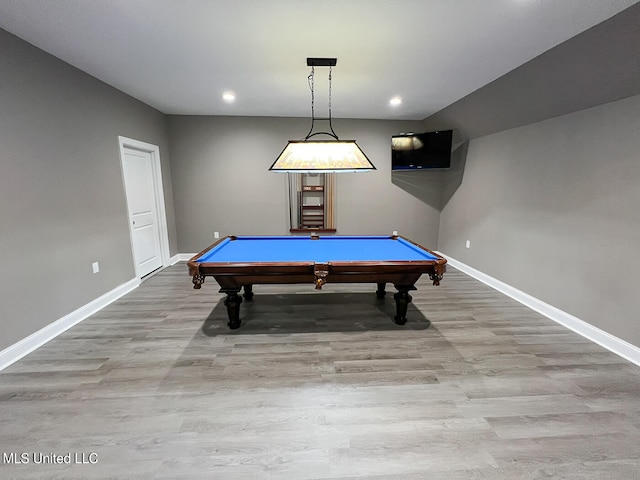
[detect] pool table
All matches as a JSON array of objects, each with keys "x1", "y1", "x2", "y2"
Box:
[{"x1": 188, "y1": 235, "x2": 446, "y2": 329}]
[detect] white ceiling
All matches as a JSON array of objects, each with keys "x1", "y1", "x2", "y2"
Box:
[{"x1": 1, "y1": 0, "x2": 637, "y2": 120}]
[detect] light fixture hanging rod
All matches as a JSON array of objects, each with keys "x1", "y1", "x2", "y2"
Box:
[{"x1": 307, "y1": 58, "x2": 337, "y2": 67}]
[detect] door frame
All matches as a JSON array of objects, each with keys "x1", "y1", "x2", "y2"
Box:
[{"x1": 118, "y1": 136, "x2": 171, "y2": 279}]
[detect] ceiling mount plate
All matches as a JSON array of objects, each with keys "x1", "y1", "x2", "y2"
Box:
[{"x1": 307, "y1": 58, "x2": 337, "y2": 67}]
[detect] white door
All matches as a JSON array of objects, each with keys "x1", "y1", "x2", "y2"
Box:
[{"x1": 121, "y1": 147, "x2": 163, "y2": 278}]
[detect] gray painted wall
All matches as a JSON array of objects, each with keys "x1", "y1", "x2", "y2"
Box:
[
  {"x1": 0, "y1": 29, "x2": 176, "y2": 350},
  {"x1": 424, "y1": 4, "x2": 640, "y2": 350},
  {"x1": 437, "y1": 93, "x2": 640, "y2": 347},
  {"x1": 167, "y1": 116, "x2": 441, "y2": 253}
]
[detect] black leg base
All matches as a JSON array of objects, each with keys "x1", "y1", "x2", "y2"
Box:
[
  {"x1": 243, "y1": 284, "x2": 254, "y2": 301},
  {"x1": 221, "y1": 288, "x2": 243, "y2": 329},
  {"x1": 393, "y1": 285, "x2": 417, "y2": 325},
  {"x1": 393, "y1": 315, "x2": 408, "y2": 326}
]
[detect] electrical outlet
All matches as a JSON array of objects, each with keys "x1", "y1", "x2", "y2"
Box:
[
  {"x1": 214, "y1": 231, "x2": 220, "y2": 239},
  {"x1": 92, "y1": 262, "x2": 100, "y2": 274},
  {"x1": 465, "y1": 240, "x2": 471, "y2": 249},
  {"x1": 392, "y1": 230, "x2": 398, "y2": 236}
]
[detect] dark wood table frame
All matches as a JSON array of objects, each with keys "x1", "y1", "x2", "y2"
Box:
[{"x1": 188, "y1": 236, "x2": 447, "y2": 329}]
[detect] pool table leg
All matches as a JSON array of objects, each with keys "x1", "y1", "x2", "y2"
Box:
[
  {"x1": 220, "y1": 288, "x2": 243, "y2": 329},
  {"x1": 243, "y1": 284, "x2": 254, "y2": 300},
  {"x1": 376, "y1": 283, "x2": 386, "y2": 298},
  {"x1": 393, "y1": 285, "x2": 417, "y2": 325}
]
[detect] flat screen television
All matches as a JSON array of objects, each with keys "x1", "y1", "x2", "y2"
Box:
[{"x1": 391, "y1": 130, "x2": 453, "y2": 170}]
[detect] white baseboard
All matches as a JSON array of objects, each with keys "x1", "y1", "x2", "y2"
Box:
[
  {"x1": 0, "y1": 278, "x2": 140, "y2": 372},
  {"x1": 441, "y1": 253, "x2": 640, "y2": 367},
  {"x1": 176, "y1": 253, "x2": 195, "y2": 262}
]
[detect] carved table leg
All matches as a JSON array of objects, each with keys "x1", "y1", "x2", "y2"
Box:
[
  {"x1": 220, "y1": 288, "x2": 243, "y2": 329},
  {"x1": 376, "y1": 282, "x2": 386, "y2": 299},
  {"x1": 243, "y1": 284, "x2": 254, "y2": 301},
  {"x1": 393, "y1": 285, "x2": 417, "y2": 325}
]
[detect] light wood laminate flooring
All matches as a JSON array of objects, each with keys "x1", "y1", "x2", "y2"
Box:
[{"x1": 1, "y1": 265, "x2": 639, "y2": 479}]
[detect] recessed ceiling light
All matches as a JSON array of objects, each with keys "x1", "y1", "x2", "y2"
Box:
[
  {"x1": 389, "y1": 96, "x2": 402, "y2": 106},
  {"x1": 223, "y1": 92, "x2": 236, "y2": 102}
]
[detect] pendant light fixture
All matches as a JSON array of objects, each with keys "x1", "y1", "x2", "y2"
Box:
[{"x1": 269, "y1": 58, "x2": 376, "y2": 173}]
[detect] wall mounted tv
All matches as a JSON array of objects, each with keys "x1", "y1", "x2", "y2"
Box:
[{"x1": 391, "y1": 130, "x2": 453, "y2": 170}]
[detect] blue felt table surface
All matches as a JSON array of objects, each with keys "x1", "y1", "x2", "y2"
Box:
[{"x1": 196, "y1": 236, "x2": 439, "y2": 263}]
